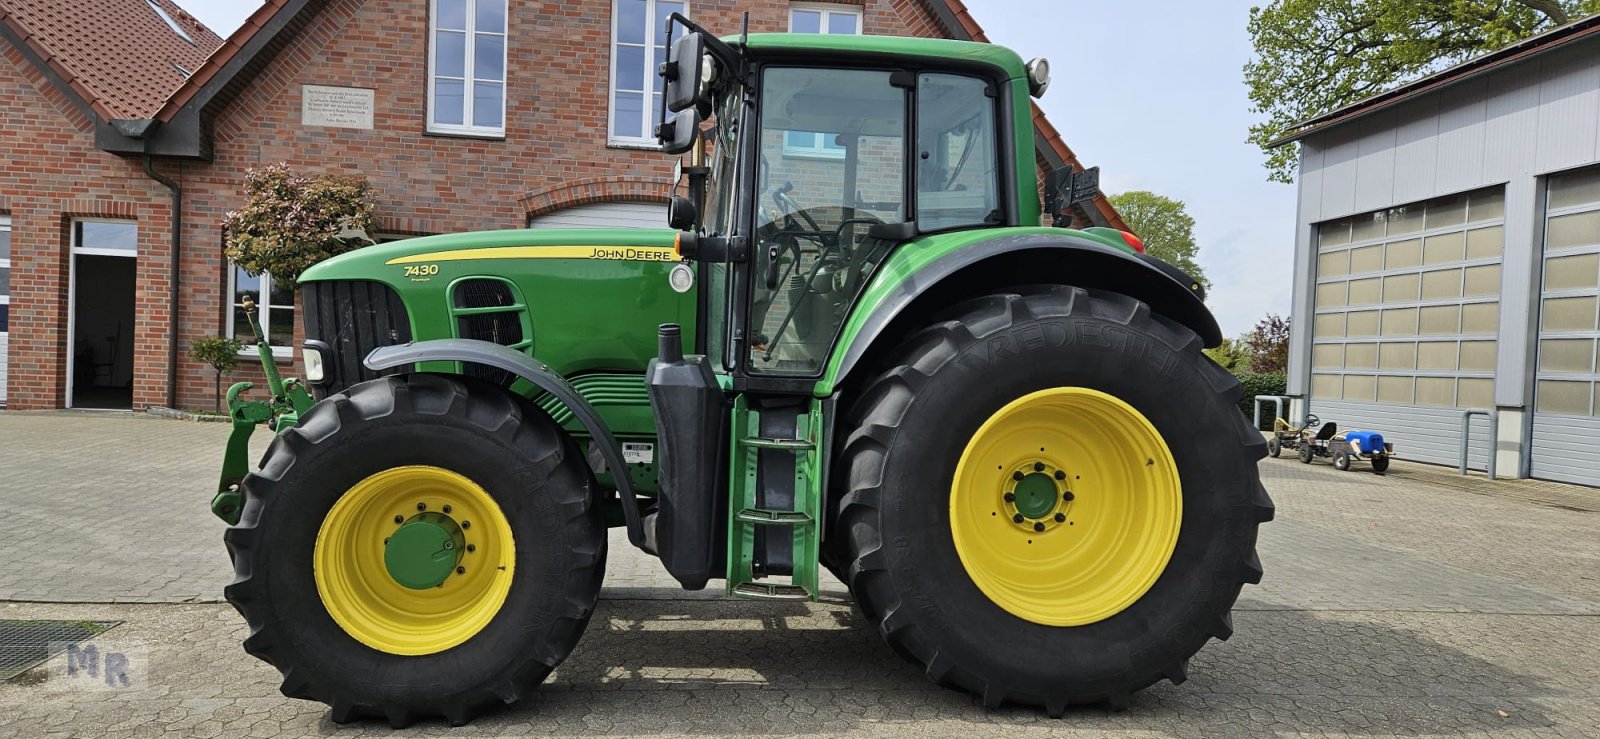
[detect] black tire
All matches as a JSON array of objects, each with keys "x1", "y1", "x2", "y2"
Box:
[
  {"x1": 1298, "y1": 444, "x2": 1314, "y2": 464},
  {"x1": 1267, "y1": 437, "x2": 1281, "y2": 458},
  {"x1": 1333, "y1": 450, "x2": 1351, "y2": 471},
  {"x1": 833, "y1": 286, "x2": 1273, "y2": 714},
  {"x1": 224, "y1": 374, "x2": 605, "y2": 727},
  {"x1": 1371, "y1": 456, "x2": 1390, "y2": 473}
]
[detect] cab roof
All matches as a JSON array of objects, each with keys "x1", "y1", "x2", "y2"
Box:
[{"x1": 737, "y1": 32, "x2": 1028, "y2": 79}]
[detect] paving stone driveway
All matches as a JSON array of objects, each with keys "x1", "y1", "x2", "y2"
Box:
[{"x1": 1, "y1": 410, "x2": 1598, "y2": 737}]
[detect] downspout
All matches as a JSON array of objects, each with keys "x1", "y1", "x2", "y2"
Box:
[
  {"x1": 142, "y1": 154, "x2": 182, "y2": 409},
  {"x1": 111, "y1": 118, "x2": 182, "y2": 409}
]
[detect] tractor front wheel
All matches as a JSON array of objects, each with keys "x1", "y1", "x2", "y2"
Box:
[
  {"x1": 1299, "y1": 444, "x2": 1314, "y2": 464},
  {"x1": 1267, "y1": 436, "x2": 1281, "y2": 457},
  {"x1": 223, "y1": 374, "x2": 605, "y2": 727},
  {"x1": 834, "y1": 287, "x2": 1272, "y2": 713}
]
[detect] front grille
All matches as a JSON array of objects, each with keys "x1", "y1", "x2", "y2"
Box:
[
  {"x1": 452, "y1": 278, "x2": 525, "y2": 387},
  {"x1": 302, "y1": 280, "x2": 413, "y2": 397}
]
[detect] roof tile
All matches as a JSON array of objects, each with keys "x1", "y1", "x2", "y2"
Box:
[{"x1": 0, "y1": 0, "x2": 222, "y2": 120}]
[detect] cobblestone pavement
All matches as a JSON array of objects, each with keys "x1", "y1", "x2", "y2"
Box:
[{"x1": 1, "y1": 411, "x2": 1598, "y2": 736}]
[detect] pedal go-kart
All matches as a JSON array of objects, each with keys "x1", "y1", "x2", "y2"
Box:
[{"x1": 1269, "y1": 415, "x2": 1394, "y2": 473}]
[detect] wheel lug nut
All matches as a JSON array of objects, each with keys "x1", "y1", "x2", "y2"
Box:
[
  {"x1": 1062, "y1": 492, "x2": 1075, "y2": 502},
  {"x1": 1054, "y1": 513, "x2": 1066, "y2": 522},
  {"x1": 384, "y1": 537, "x2": 390, "y2": 545},
  {"x1": 442, "y1": 505, "x2": 452, "y2": 514},
  {"x1": 461, "y1": 521, "x2": 471, "y2": 529},
  {"x1": 1033, "y1": 462, "x2": 1044, "y2": 472},
  {"x1": 466, "y1": 544, "x2": 475, "y2": 553},
  {"x1": 1012, "y1": 513, "x2": 1024, "y2": 523},
  {"x1": 393, "y1": 515, "x2": 404, "y2": 524},
  {"x1": 1012, "y1": 471, "x2": 1024, "y2": 481},
  {"x1": 456, "y1": 566, "x2": 466, "y2": 575},
  {"x1": 1033, "y1": 522, "x2": 1045, "y2": 532},
  {"x1": 1054, "y1": 470, "x2": 1066, "y2": 480},
  {"x1": 1003, "y1": 492, "x2": 1016, "y2": 502},
  {"x1": 416, "y1": 502, "x2": 426, "y2": 511}
]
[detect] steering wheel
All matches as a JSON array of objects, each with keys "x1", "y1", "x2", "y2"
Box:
[{"x1": 772, "y1": 181, "x2": 825, "y2": 237}]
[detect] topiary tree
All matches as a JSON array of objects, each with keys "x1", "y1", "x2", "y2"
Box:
[
  {"x1": 189, "y1": 336, "x2": 247, "y2": 412},
  {"x1": 223, "y1": 163, "x2": 378, "y2": 286}
]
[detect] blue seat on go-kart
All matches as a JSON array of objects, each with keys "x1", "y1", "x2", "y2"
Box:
[{"x1": 1343, "y1": 430, "x2": 1386, "y2": 454}]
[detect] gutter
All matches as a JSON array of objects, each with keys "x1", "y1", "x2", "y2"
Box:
[{"x1": 113, "y1": 119, "x2": 183, "y2": 409}]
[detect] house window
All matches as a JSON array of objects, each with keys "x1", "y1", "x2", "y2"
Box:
[
  {"x1": 228, "y1": 266, "x2": 296, "y2": 359},
  {"x1": 785, "y1": 3, "x2": 863, "y2": 158},
  {"x1": 0, "y1": 216, "x2": 10, "y2": 333},
  {"x1": 429, "y1": 0, "x2": 508, "y2": 137},
  {"x1": 610, "y1": 0, "x2": 686, "y2": 146}
]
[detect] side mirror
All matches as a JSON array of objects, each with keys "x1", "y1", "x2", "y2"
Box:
[
  {"x1": 663, "y1": 32, "x2": 707, "y2": 113},
  {"x1": 658, "y1": 108, "x2": 700, "y2": 155},
  {"x1": 667, "y1": 195, "x2": 697, "y2": 231}
]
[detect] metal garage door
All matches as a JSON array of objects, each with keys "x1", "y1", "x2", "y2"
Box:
[
  {"x1": 0, "y1": 215, "x2": 10, "y2": 407},
  {"x1": 1306, "y1": 187, "x2": 1505, "y2": 469},
  {"x1": 1530, "y1": 168, "x2": 1600, "y2": 486},
  {"x1": 526, "y1": 201, "x2": 667, "y2": 229}
]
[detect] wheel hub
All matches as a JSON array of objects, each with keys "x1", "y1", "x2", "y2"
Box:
[
  {"x1": 384, "y1": 511, "x2": 466, "y2": 590},
  {"x1": 1004, "y1": 463, "x2": 1072, "y2": 531}
]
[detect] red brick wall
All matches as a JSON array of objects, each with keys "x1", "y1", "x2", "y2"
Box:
[
  {"x1": 0, "y1": 41, "x2": 175, "y2": 410},
  {"x1": 4, "y1": 0, "x2": 961, "y2": 410}
]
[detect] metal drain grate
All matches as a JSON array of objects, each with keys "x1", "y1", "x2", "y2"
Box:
[{"x1": 0, "y1": 620, "x2": 120, "y2": 680}]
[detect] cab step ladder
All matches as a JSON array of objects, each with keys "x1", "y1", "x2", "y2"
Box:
[{"x1": 726, "y1": 396, "x2": 823, "y2": 601}]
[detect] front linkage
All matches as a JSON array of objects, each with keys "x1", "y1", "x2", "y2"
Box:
[{"x1": 212, "y1": 296, "x2": 314, "y2": 525}]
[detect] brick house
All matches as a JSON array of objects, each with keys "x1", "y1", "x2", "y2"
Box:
[{"x1": 0, "y1": 0, "x2": 1123, "y2": 411}]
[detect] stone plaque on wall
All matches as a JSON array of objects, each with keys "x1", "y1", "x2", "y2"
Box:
[{"x1": 301, "y1": 85, "x2": 374, "y2": 130}]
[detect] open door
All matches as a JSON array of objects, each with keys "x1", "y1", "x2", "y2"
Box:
[{"x1": 67, "y1": 221, "x2": 137, "y2": 410}]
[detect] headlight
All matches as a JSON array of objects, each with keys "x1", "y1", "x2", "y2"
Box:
[{"x1": 301, "y1": 342, "x2": 328, "y2": 383}]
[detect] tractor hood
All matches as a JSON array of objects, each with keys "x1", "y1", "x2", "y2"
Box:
[{"x1": 298, "y1": 227, "x2": 680, "y2": 284}]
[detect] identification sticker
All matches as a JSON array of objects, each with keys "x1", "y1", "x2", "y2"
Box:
[{"x1": 622, "y1": 442, "x2": 654, "y2": 464}]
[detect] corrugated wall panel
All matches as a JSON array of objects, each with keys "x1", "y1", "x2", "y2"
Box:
[
  {"x1": 1433, "y1": 78, "x2": 1489, "y2": 194},
  {"x1": 1534, "y1": 46, "x2": 1600, "y2": 174},
  {"x1": 1318, "y1": 128, "x2": 1361, "y2": 219},
  {"x1": 1307, "y1": 400, "x2": 1493, "y2": 471},
  {"x1": 1530, "y1": 415, "x2": 1600, "y2": 486},
  {"x1": 1391, "y1": 96, "x2": 1441, "y2": 205},
  {"x1": 1482, "y1": 60, "x2": 1546, "y2": 181},
  {"x1": 1353, "y1": 111, "x2": 1398, "y2": 212}
]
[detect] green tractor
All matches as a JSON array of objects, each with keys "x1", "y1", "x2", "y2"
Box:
[{"x1": 215, "y1": 18, "x2": 1272, "y2": 727}]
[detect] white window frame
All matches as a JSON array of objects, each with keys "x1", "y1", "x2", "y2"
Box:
[
  {"x1": 427, "y1": 0, "x2": 509, "y2": 138},
  {"x1": 227, "y1": 266, "x2": 294, "y2": 361},
  {"x1": 607, "y1": 0, "x2": 689, "y2": 148},
  {"x1": 0, "y1": 215, "x2": 11, "y2": 335},
  {"x1": 784, "y1": 3, "x2": 864, "y2": 159}
]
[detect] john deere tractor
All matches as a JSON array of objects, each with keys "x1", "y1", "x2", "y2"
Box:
[{"x1": 215, "y1": 17, "x2": 1272, "y2": 727}]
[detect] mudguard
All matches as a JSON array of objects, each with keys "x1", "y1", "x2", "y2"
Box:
[
  {"x1": 820, "y1": 228, "x2": 1221, "y2": 395},
  {"x1": 363, "y1": 339, "x2": 647, "y2": 547}
]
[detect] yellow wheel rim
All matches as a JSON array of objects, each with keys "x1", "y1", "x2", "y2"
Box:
[
  {"x1": 949, "y1": 388, "x2": 1181, "y2": 626},
  {"x1": 314, "y1": 465, "x2": 515, "y2": 655}
]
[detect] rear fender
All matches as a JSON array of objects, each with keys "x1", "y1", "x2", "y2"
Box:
[
  {"x1": 819, "y1": 229, "x2": 1219, "y2": 396},
  {"x1": 363, "y1": 339, "x2": 647, "y2": 547}
]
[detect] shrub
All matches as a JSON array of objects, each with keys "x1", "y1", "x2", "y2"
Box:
[
  {"x1": 1234, "y1": 371, "x2": 1288, "y2": 430},
  {"x1": 223, "y1": 163, "x2": 377, "y2": 285},
  {"x1": 189, "y1": 336, "x2": 247, "y2": 412}
]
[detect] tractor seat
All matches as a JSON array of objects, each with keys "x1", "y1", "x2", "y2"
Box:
[{"x1": 1314, "y1": 421, "x2": 1339, "y2": 441}]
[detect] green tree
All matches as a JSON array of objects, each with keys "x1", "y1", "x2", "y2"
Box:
[
  {"x1": 189, "y1": 335, "x2": 247, "y2": 412},
  {"x1": 1204, "y1": 336, "x2": 1253, "y2": 373},
  {"x1": 1107, "y1": 190, "x2": 1211, "y2": 294},
  {"x1": 1246, "y1": 0, "x2": 1598, "y2": 183}
]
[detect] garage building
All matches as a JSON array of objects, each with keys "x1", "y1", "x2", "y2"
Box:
[{"x1": 1278, "y1": 15, "x2": 1600, "y2": 485}]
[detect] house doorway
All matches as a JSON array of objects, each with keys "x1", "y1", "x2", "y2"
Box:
[{"x1": 68, "y1": 220, "x2": 137, "y2": 410}]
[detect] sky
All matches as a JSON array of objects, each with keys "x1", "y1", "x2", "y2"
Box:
[{"x1": 182, "y1": 0, "x2": 1295, "y2": 338}]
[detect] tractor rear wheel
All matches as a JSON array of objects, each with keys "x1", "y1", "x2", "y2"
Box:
[
  {"x1": 224, "y1": 374, "x2": 605, "y2": 727},
  {"x1": 833, "y1": 286, "x2": 1272, "y2": 714}
]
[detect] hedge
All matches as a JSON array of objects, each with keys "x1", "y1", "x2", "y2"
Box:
[{"x1": 1233, "y1": 371, "x2": 1287, "y2": 430}]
